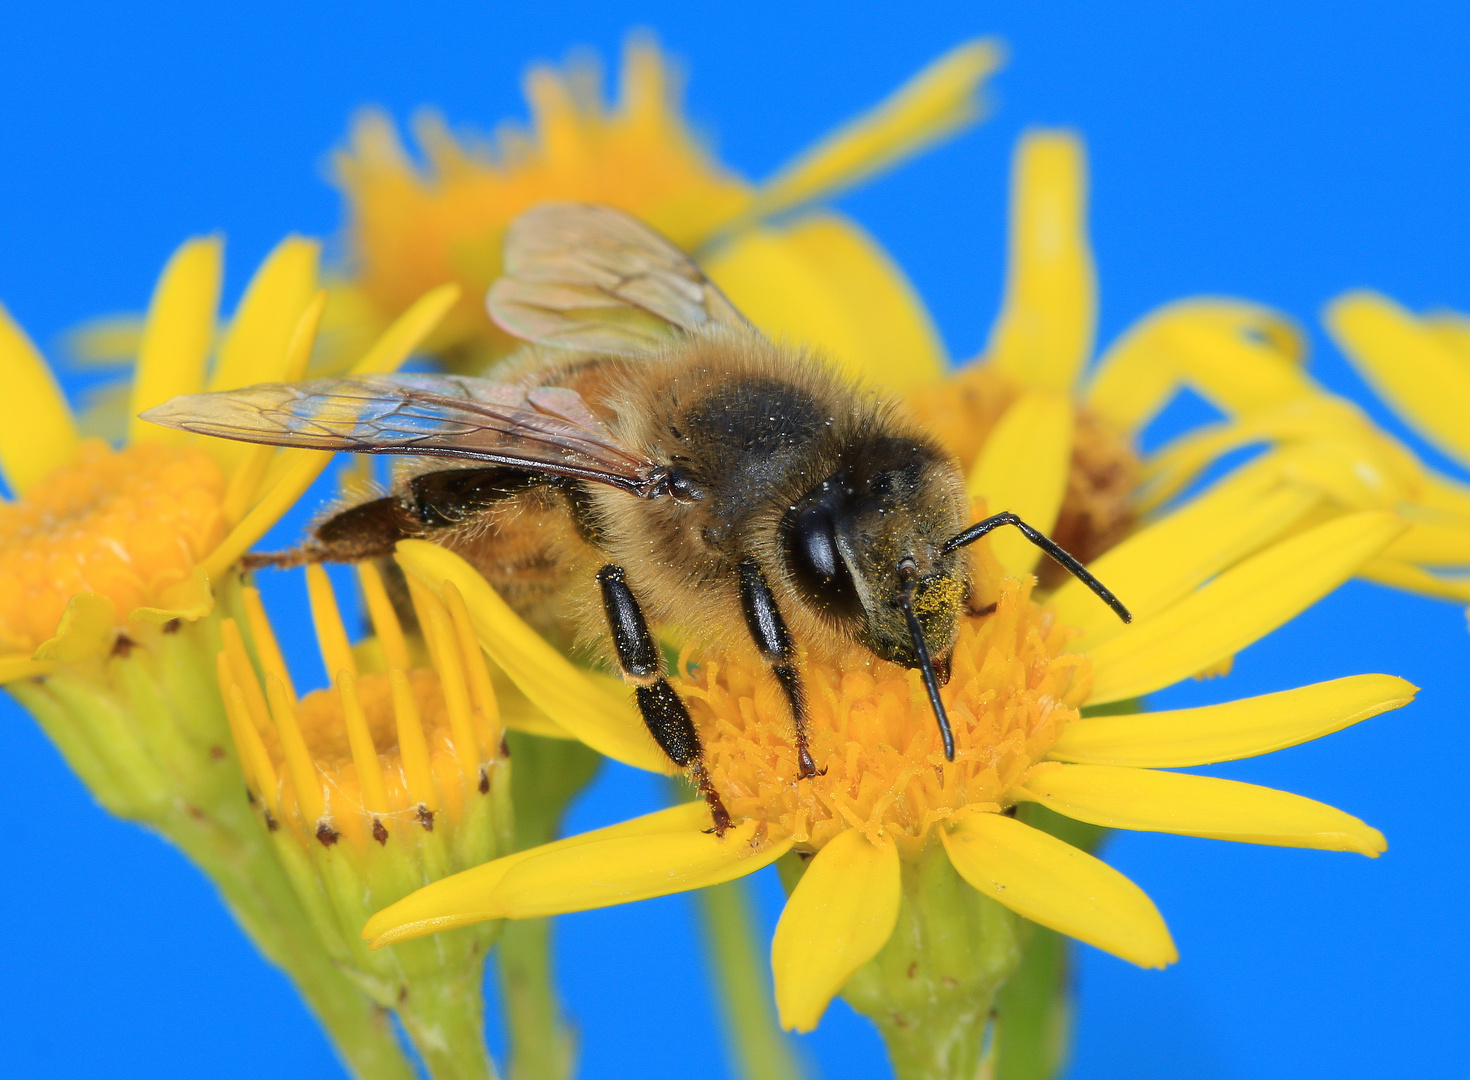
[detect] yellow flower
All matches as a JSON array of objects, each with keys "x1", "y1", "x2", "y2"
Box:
[
  {"x1": 331, "y1": 35, "x2": 1000, "y2": 393},
  {"x1": 0, "y1": 233, "x2": 459, "y2": 681},
  {"x1": 903, "y1": 127, "x2": 1470, "y2": 614},
  {"x1": 365, "y1": 474, "x2": 1407, "y2": 1033},
  {"x1": 216, "y1": 563, "x2": 508, "y2": 1076},
  {"x1": 1321, "y1": 291, "x2": 1470, "y2": 605}
]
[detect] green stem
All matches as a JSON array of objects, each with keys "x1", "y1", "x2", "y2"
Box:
[
  {"x1": 838, "y1": 843, "x2": 1020, "y2": 1080},
  {"x1": 160, "y1": 796, "x2": 418, "y2": 1080},
  {"x1": 993, "y1": 924, "x2": 1069, "y2": 1080},
  {"x1": 396, "y1": 965, "x2": 501, "y2": 1080},
  {"x1": 493, "y1": 730, "x2": 601, "y2": 1080},
  {"x1": 497, "y1": 918, "x2": 575, "y2": 1080},
  {"x1": 694, "y1": 879, "x2": 805, "y2": 1080}
]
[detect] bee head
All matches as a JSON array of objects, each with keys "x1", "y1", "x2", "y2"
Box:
[{"x1": 780, "y1": 435, "x2": 970, "y2": 671}]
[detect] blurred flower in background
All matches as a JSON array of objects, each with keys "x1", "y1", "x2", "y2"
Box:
[{"x1": 328, "y1": 35, "x2": 998, "y2": 391}]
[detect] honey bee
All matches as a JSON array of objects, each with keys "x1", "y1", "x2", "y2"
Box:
[{"x1": 144, "y1": 203, "x2": 1128, "y2": 830}]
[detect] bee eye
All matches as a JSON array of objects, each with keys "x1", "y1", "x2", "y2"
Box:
[{"x1": 785, "y1": 503, "x2": 862, "y2": 619}]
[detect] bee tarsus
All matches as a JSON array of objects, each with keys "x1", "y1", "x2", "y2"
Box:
[
  {"x1": 600, "y1": 564, "x2": 732, "y2": 832},
  {"x1": 736, "y1": 557, "x2": 818, "y2": 779}
]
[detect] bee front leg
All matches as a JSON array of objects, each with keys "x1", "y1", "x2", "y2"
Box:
[
  {"x1": 596, "y1": 565, "x2": 733, "y2": 833},
  {"x1": 736, "y1": 558, "x2": 819, "y2": 780}
]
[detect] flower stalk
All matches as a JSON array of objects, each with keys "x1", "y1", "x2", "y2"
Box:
[
  {"x1": 808, "y1": 841, "x2": 1021, "y2": 1080},
  {"x1": 10, "y1": 588, "x2": 420, "y2": 1080},
  {"x1": 495, "y1": 730, "x2": 602, "y2": 1080}
]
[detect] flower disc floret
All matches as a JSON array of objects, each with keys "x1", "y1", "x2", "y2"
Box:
[
  {"x1": 683, "y1": 578, "x2": 1090, "y2": 860},
  {"x1": 0, "y1": 439, "x2": 224, "y2": 652}
]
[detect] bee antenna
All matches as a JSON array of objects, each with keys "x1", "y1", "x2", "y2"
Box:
[
  {"x1": 942, "y1": 512, "x2": 1131, "y2": 624},
  {"x1": 895, "y1": 572, "x2": 956, "y2": 762}
]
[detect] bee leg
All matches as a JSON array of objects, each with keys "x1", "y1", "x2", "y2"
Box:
[
  {"x1": 243, "y1": 467, "x2": 554, "y2": 571},
  {"x1": 241, "y1": 496, "x2": 414, "y2": 570},
  {"x1": 735, "y1": 558, "x2": 819, "y2": 780},
  {"x1": 596, "y1": 565, "x2": 732, "y2": 833}
]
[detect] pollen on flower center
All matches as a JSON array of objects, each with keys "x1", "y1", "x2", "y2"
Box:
[
  {"x1": 219, "y1": 565, "x2": 504, "y2": 849},
  {"x1": 0, "y1": 438, "x2": 225, "y2": 652},
  {"x1": 676, "y1": 578, "x2": 1092, "y2": 860}
]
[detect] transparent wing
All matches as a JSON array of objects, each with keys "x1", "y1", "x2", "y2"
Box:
[
  {"x1": 487, "y1": 202, "x2": 752, "y2": 355},
  {"x1": 142, "y1": 373, "x2": 668, "y2": 497}
]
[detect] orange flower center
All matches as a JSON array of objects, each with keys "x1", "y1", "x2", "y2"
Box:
[
  {"x1": 0, "y1": 439, "x2": 225, "y2": 653},
  {"x1": 676, "y1": 578, "x2": 1092, "y2": 860},
  {"x1": 266, "y1": 669, "x2": 494, "y2": 847}
]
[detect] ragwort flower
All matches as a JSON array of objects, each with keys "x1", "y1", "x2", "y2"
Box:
[
  {"x1": 902, "y1": 128, "x2": 1470, "y2": 624},
  {"x1": 331, "y1": 35, "x2": 999, "y2": 392},
  {"x1": 366, "y1": 478, "x2": 1407, "y2": 1052},
  {"x1": 0, "y1": 234, "x2": 457, "y2": 1080},
  {"x1": 217, "y1": 563, "x2": 510, "y2": 1078}
]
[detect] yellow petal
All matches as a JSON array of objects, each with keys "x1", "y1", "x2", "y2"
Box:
[
  {"x1": 365, "y1": 802, "x2": 716, "y2": 946},
  {"x1": 63, "y1": 315, "x2": 144, "y2": 368},
  {"x1": 492, "y1": 819, "x2": 787, "y2": 920},
  {"x1": 32, "y1": 593, "x2": 117, "y2": 663},
  {"x1": 966, "y1": 390, "x2": 1075, "y2": 574},
  {"x1": 350, "y1": 282, "x2": 460, "y2": 375},
  {"x1": 201, "y1": 285, "x2": 457, "y2": 580},
  {"x1": 0, "y1": 303, "x2": 80, "y2": 496},
  {"x1": 940, "y1": 811, "x2": 1175, "y2": 968},
  {"x1": 210, "y1": 235, "x2": 320, "y2": 391},
  {"x1": 1050, "y1": 467, "x2": 1319, "y2": 647},
  {"x1": 1382, "y1": 519, "x2": 1470, "y2": 565},
  {"x1": 129, "y1": 236, "x2": 223, "y2": 445},
  {"x1": 1019, "y1": 762, "x2": 1387, "y2": 856},
  {"x1": 704, "y1": 213, "x2": 946, "y2": 393},
  {"x1": 771, "y1": 828, "x2": 901, "y2": 1033},
  {"x1": 1326, "y1": 291, "x2": 1470, "y2": 468},
  {"x1": 0, "y1": 655, "x2": 55, "y2": 683},
  {"x1": 738, "y1": 39, "x2": 1003, "y2": 225},
  {"x1": 1087, "y1": 300, "x2": 1313, "y2": 433},
  {"x1": 130, "y1": 565, "x2": 215, "y2": 624},
  {"x1": 1359, "y1": 557, "x2": 1470, "y2": 603},
  {"x1": 395, "y1": 540, "x2": 674, "y2": 774},
  {"x1": 1086, "y1": 512, "x2": 1405, "y2": 705},
  {"x1": 1049, "y1": 674, "x2": 1416, "y2": 767},
  {"x1": 201, "y1": 450, "x2": 326, "y2": 581},
  {"x1": 988, "y1": 131, "x2": 1096, "y2": 392}
]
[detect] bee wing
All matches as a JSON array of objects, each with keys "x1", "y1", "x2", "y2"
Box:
[
  {"x1": 142, "y1": 373, "x2": 667, "y2": 497},
  {"x1": 487, "y1": 202, "x2": 752, "y2": 355}
]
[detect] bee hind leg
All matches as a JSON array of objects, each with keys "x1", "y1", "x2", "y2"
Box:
[
  {"x1": 596, "y1": 564, "x2": 732, "y2": 833},
  {"x1": 736, "y1": 558, "x2": 819, "y2": 779},
  {"x1": 240, "y1": 496, "x2": 414, "y2": 571}
]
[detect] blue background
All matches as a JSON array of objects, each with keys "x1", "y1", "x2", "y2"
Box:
[{"x1": 2, "y1": 3, "x2": 1468, "y2": 1078}]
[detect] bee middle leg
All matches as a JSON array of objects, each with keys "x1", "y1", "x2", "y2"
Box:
[
  {"x1": 596, "y1": 564, "x2": 732, "y2": 833},
  {"x1": 736, "y1": 557, "x2": 819, "y2": 779}
]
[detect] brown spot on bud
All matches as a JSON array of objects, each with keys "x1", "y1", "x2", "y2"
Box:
[
  {"x1": 209, "y1": 744, "x2": 226, "y2": 760},
  {"x1": 907, "y1": 962, "x2": 918, "y2": 979},
  {"x1": 316, "y1": 823, "x2": 340, "y2": 847},
  {"x1": 162, "y1": 618, "x2": 182, "y2": 634},
  {"x1": 111, "y1": 634, "x2": 137, "y2": 658},
  {"x1": 372, "y1": 818, "x2": 389, "y2": 845},
  {"x1": 500, "y1": 733, "x2": 511, "y2": 759},
  {"x1": 478, "y1": 767, "x2": 490, "y2": 794},
  {"x1": 263, "y1": 809, "x2": 279, "y2": 832},
  {"x1": 417, "y1": 805, "x2": 435, "y2": 831}
]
